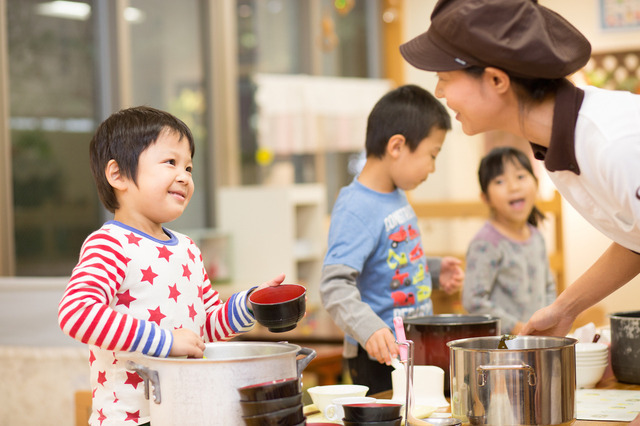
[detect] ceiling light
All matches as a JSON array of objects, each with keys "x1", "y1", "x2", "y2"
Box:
[{"x1": 35, "y1": 1, "x2": 145, "y2": 23}]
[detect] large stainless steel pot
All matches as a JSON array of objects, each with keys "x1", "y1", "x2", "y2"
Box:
[
  {"x1": 125, "y1": 341, "x2": 316, "y2": 426},
  {"x1": 404, "y1": 314, "x2": 500, "y2": 394},
  {"x1": 448, "y1": 336, "x2": 576, "y2": 425}
]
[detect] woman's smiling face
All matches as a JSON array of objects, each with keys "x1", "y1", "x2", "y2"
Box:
[{"x1": 434, "y1": 70, "x2": 506, "y2": 135}]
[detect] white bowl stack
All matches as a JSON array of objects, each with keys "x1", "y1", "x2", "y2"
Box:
[{"x1": 575, "y1": 342, "x2": 609, "y2": 389}]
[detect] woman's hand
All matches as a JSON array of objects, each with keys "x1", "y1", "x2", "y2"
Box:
[{"x1": 520, "y1": 301, "x2": 575, "y2": 337}]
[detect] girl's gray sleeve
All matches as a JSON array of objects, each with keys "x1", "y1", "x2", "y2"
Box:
[{"x1": 320, "y1": 263, "x2": 389, "y2": 348}]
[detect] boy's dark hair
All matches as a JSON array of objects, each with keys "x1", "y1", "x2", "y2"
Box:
[
  {"x1": 365, "y1": 84, "x2": 451, "y2": 158},
  {"x1": 478, "y1": 146, "x2": 545, "y2": 227},
  {"x1": 90, "y1": 106, "x2": 195, "y2": 213}
]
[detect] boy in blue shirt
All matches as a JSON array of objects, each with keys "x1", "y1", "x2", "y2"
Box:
[{"x1": 320, "y1": 85, "x2": 464, "y2": 394}]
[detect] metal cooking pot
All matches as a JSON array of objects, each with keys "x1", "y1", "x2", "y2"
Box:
[
  {"x1": 448, "y1": 336, "x2": 576, "y2": 425},
  {"x1": 610, "y1": 310, "x2": 640, "y2": 384},
  {"x1": 404, "y1": 314, "x2": 500, "y2": 394},
  {"x1": 125, "y1": 341, "x2": 316, "y2": 426}
]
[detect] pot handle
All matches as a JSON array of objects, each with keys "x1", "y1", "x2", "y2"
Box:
[
  {"x1": 296, "y1": 347, "x2": 317, "y2": 377},
  {"x1": 126, "y1": 361, "x2": 162, "y2": 404},
  {"x1": 476, "y1": 364, "x2": 536, "y2": 387}
]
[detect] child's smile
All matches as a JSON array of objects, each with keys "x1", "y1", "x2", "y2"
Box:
[{"x1": 114, "y1": 128, "x2": 194, "y2": 237}]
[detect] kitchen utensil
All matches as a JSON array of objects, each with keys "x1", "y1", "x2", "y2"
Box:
[
  {"x1": 576, "y1": 363, "x2": 607, "y2": 389},
  {"x1": 610, "y1": 310, "x2": 640, "y2": 384},
  {"x1": 342, "y1": 402, "x2": 403, "y2": 422},
  {"x1": 306, "y1": 384, "x2": 369, "y2": 415},
  {"x1": 324, "y1": 396, "x2": 376, "y2": 422},
  {"x1": 404, "y1": 314, "x2": 500, "y2": 394},
  {"x1": 342, "y1": 417, "x2": 402, "y2": 426},
  {"x1": 394, "y1": 317, "x2": 433, "y2": 426},
  {"x1": 249, "y1": 283, "x2": 306, "y2": 332},
  {"x1": 238, "y1": 377, "x2": 300, "y2": 401},
  {"x1": 391, "y1": 364, "x2": 449, "y2": 408},
  {"x1": 124, "y1": 341, "x2": 316, "y2": 426},
  {"x1": 448, "y1": 335, "x2": 577, "y2": 425},
  {"x1": 242, "y1": 403, "x2": 304, "y2": 426},
  {"x1": 422, "y1": 417, "x2": 461, "y2": 425},
  {"x1": 239, "y1": 393, "x2": 303, "y2": 416}
]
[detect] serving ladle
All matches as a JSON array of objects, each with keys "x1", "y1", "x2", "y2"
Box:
[{"x1": 394, "y1": 316, "x2": 433, "y2": 426}]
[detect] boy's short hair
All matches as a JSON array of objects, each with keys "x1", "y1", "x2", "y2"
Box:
[
  {"x1": 90, "y1": 106, "x2": 195, "y2": 213},
  {"x1": 365, "y1": 84, "x2": 451, "y2": 158}
]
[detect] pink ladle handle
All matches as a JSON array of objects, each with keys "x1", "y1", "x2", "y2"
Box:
[{"x1": 393, "y1": 316, "x2": 408, "y2": 361}]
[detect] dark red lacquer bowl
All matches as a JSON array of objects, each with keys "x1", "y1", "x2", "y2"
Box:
[{"x1": 249, "y1": 284, "x2": 306, "y2": 332}]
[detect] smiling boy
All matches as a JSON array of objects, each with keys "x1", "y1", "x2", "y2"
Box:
[{"x1": 58, "y1": 106, "x2": 284, "y2": 425}]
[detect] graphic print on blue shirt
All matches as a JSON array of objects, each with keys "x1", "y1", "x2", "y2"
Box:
[
  {"x1": 323, "y1": 180, "x2": 434, "y2": 337},
  {"x1": 383, "y1": 207, "x2": 432, "y2": 320}
]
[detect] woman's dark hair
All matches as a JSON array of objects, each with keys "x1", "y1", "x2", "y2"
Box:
[
  {"x1": 478, "y1": 146, "x2": 545, "y2": 227},
  {"x1": 90, "y1": 106, "x2": 195, "y2": 213},
  {"x1": 365, "y1": 84, "x2": 451, "y2": 158}
]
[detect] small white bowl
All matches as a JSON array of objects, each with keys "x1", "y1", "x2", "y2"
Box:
[
  {"x1": 575, "y1": 342, "x2": 608, "y2": 354},
  {"x1": 576, "y1": 356, "x2": 609, "y2": 364},
  {"x1": 576, "y1": 364, "x2": 607, "y2": 389},
  {"x1": 306, "y1": 384, "x2": 369, "y2": 414}
]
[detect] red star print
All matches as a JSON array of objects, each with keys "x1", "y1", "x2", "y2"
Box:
[
  {"x1": 148, "y1": 306, "x2": 166, "y2": 325},
  {"x1": 141, "y1": 266, "x2": 158, "y2": 285},
  {"x1": 113, "y1": 392, "x2": 119, "y2": 403},
  {"x1": 197, "y1": 285, "x2": 204, "y2": 300},
  {"x1": 157, "y1": 245, "x2": 173, "y2": 262},
  {"x1": 182, "y1": 263, "x2": 192, "y2": 280},
  {"x1": 200, "y1": 324, "x2": 205, "y2": 337},
  {"x1": 124, "y1": 371, "x2": 144, "y2": 389},
  {"x1": 188, "y1": 304, "x2": 197, "y2": 321},
  {"x1": 125, "y1": 410, "x2": 141, "y2": 422},
  {"x1": 124, "y1": 257, "x2": 131, "y2": 266},
  {"x1": 116, "y1": 289, "x2": 136, "y2": 308},
  {"x1": 89, "y1": 350, "x2": 96, "y2": 366},
  {"x1": 97, "y1": 408, "x2": 106, "y2": 425},
  {"x1": 168, "y1": 283, "x2": 181, "y2": 302},
  {"x1": 126, "y1": 233, "x2": 142, "y2": 246},
  {"x1": 187, "y1": 248, "x2": 195, "y2": 262},
  {"x1": 97, "y1": 370, "x2": 107, "y2": 386}
]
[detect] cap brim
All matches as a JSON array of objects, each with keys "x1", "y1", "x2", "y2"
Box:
[{"x1": 400, "y1": 30, "x2": 470, "y2": 72}]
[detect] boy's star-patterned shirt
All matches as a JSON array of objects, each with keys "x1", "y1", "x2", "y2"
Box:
[{"x1": 58, "y1": 221, "x2": 255, "y2": 425}]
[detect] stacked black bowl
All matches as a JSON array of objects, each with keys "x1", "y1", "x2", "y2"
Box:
[{"x1": 238, "y1": 377, "x2": 306, "y2": 425}]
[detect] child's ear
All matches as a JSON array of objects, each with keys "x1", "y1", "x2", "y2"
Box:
[
  {"x1": 387, "y1": 134, "x2": 406, "y2": 158},
  {"x1": 105, "y1": 159, "x2": 127, "y2": 190},
  {"x1": 480, "y1": 191, "x2": 490, "y2": 205}
]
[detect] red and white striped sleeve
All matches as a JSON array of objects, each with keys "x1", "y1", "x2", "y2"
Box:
[
  {"x1": 58, "y1": 230, "x2": 173, "y2": 357},
  {"x1": 201, "y1": 270, "x2": 256, "y2": 342}
]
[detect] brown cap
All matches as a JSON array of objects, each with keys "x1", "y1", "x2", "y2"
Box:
[{"x1": 400, "y1": 0, "x2": 592, "y2": 79}]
